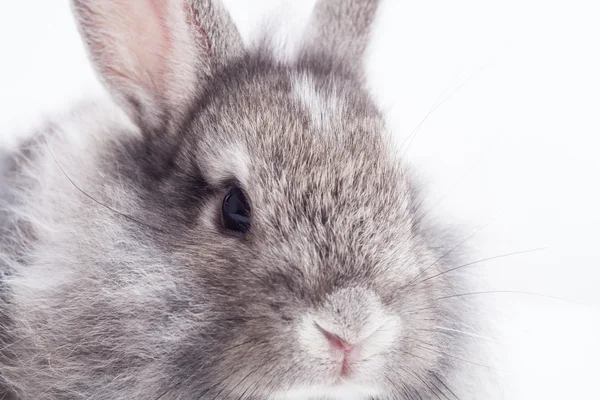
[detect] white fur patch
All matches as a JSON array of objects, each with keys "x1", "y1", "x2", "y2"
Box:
[
  {"x1": 201, "y1": 143, "x2": 251, "y2": 187},
  {"x1": 292, "y1": 74, "x2": 345, "y2": 129}
]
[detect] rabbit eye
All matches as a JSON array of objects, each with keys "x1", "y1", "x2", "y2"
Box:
[{"x1": 222, "y1": 187, "x2": 251, "y2": 234}]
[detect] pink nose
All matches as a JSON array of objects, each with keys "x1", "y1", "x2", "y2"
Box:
[{"x1": 316, "y1": 324, "x2": 353, "y2": 352}]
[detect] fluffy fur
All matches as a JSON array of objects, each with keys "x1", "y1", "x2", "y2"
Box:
[{"x1": 0, "y1": 0, "x2": 481, "y2": 399}]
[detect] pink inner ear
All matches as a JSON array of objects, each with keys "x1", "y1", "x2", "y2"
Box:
[
  {"x1": 127, "y1": 0, "x2": 172, "y2": 93},
  {"x1": 84, "y1": 0, "x2": 175, "y2": 96},
  {"x1": 77, "y1": 0, "x2": 213, "y2": 122}
]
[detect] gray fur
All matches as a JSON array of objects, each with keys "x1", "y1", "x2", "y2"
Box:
[
  {"x1": 0, "y1": 0, "x2": 478, "y2": 399},
  {"x1": 299, "y1": 0, "x2": 380, "y2": 78}
]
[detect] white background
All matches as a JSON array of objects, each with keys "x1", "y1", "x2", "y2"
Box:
[{"x1": 1, "y1": 0, "x2": 599, "y2": 398}]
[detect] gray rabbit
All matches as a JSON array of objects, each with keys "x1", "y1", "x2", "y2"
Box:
[{"x1": 0, "y1": 0, "x2": 480, "y2": 399}]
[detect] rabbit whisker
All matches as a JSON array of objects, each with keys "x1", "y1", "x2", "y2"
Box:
[
  {"x1": 45, "y1": 139, "x2": 166, "y2": 234},
  {"x1": 400, "y1": 66, "x2": 486, "y2": 158},
  {"x1": 383, "y1": 373, "x2": 408, "y2": 400},
  {"x1": 409, "y1": 339, "x2": 498, "y2": 371},
  {"x1": 398, "y1": 365, "x2": 443, "y2": 400},
  {"x1": 412, "y1": 247, "x2": 546, "y2": 287},
  {"x1": 432, "y1": 372, "x2": 461, "y2": 400},
  {"x1": 405, "y1": 221, "x2": 493, "y2": 287},
  {"x1": 153, "y1": 338, "x2": 262, "y2": 400},
  {"x1": 216, "y1": 353, "x2": 280, "y2": 400},
  {"x1": 415, "y1": 327, "x2": 496, "y2": 343},
  {"x1": 435, "y1": 290, "x2": 596, "y2": 310},
  {"x1": 237, "y1": 356, "x2": 284, "y2": 400}
]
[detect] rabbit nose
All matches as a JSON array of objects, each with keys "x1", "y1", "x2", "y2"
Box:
[
  {"x1": 313, "y1": 322, "x2": 357, "y2": 377},
  {"x1": 298, "y1": 286, "x2": 401, "y2": 376},
  {"x1": 315, "y1": 323, "x2": 354, "y2": 352}
]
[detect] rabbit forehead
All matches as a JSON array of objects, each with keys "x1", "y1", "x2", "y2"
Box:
[{"x1": 185, "y1": 59, "x2": 388, "y2": 183}]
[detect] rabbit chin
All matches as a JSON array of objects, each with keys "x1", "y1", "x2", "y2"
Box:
[{"x1": 272, "y1": 382, "x2": 383, "y2": 400}]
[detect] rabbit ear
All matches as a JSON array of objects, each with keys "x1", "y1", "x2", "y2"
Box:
[
  {"x1": 299, "y1": 0, "x2": 380, "y2": 78},
  {"x1": 72, "y1": 0, "x2": 244, "y2": 133}
]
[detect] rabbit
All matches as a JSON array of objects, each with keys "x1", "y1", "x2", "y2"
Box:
[{"x1": 0, "y1": 0, "x2": 484, "y2": 399}]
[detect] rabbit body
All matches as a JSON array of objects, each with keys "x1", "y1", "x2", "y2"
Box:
[{"x1": 0, "y1": 1, "x2": 478, "y2": 399}]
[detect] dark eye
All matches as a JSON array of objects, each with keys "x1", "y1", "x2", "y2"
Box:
[{"x1": 222, "y1": 187, "x2": 251, "y2": 234}]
